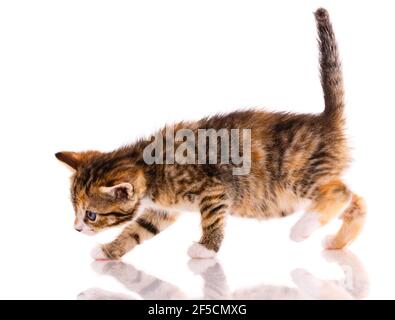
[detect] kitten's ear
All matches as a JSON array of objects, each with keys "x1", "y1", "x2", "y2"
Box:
[
  {"x1": 55, "y1": 151, "x2": 83, "y2": 170},
  {"x1": 55, "y1": 150, "x2": 101, "y2": 170},
  {"x1": 99, "y1": 183, "x2": 134, "y2": 201}
]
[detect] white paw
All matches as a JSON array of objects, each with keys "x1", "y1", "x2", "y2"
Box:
[
  {"x1": 90, "y1": 245, "x2": 109, "y2": 261},
  {"x1": 290, "y1": 212, "x2": 320, "y2": 242},
  {"x1": 187, "y1": 242, "x2": 217, "y2": 259}
]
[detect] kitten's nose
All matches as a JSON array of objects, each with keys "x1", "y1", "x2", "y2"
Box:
[{"x1": 75, "y1": 226, "x2": 82, "y2": 232}]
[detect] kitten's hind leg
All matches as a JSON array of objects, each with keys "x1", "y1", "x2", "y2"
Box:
[
  {"x1": 290, "y1": 180, "x2": 352, "y2": 242},
  {"x1": 323, "y1": 194, "x2": 366, "y2": 250},
  {"x1": 188, "y1": 187, "x2": 229, "y2": 259},
  {"x1": 91, "y1": 209, "x2": 179, "y2": 260}
]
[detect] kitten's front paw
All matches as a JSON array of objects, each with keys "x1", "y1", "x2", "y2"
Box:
[
  {"x1": 187, "y1": 242, "x2": 217, "y2": 259},
  {"x1": 90, "y1": 245, "x2": 111, "y2": 261}
]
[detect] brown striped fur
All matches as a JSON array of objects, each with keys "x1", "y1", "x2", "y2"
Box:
[{"x1": 56, "y1": 8, "x2": 365, "y2": 259}]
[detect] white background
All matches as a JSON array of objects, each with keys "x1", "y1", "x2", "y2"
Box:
[{"x1": 0, "y1": 0, "x2": 394, "y2": 299}]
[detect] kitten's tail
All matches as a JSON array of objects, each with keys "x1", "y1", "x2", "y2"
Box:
[{"x1": 315, "y1": 8, "x2": 344, "y2": 124}]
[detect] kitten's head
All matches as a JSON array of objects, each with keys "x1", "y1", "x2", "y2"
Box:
[{"x1": 55, "y1": 151, "x2": 146, "y2": 235}]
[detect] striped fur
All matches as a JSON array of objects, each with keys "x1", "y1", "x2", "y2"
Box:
[
  {"x1": 315, "y1": 8, "x2": 345, "y2": 124},
  {"x1": 56, "y1": 8, "x2": 365, "y2": 259}
]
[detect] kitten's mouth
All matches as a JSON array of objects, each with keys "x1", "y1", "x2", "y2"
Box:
[{"x1": 80, "y1": 228, "x2": 96, "y2": 236}]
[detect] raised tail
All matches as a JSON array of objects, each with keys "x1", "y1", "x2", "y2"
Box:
[{"x1": 315, "y1": 8, "x2": 344, "y2": 124}]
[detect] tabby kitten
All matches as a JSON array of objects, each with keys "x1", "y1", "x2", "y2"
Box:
[{"x1": 56, "y1": 8, "x2": 366, "y2": 260}]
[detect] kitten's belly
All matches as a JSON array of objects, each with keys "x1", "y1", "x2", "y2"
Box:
[
  {"x1": 231, "y1": 190, "x2": 310, "y2": 219},
  {"x1": 140, "y1": 189, "x2": 310, "y2": 219}
]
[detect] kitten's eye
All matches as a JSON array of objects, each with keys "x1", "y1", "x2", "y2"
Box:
[{"x1": 86, "y1": 211, "x2": 97, "y2": 221}]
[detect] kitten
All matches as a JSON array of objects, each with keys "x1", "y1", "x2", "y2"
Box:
[{"x1": 56, "y1": 8, "x2": 366, "y2": 260}]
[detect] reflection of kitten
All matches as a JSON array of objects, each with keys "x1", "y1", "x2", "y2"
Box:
[
  {"x1": 79, "y1": 251, "x2": 369, "y2": 300},
  {"x1": 56, "y1": 8, "x2": 365, "y2": 260},
  {"x1": 88, "y1": 262, "x2": 187, "y2": 300}
]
